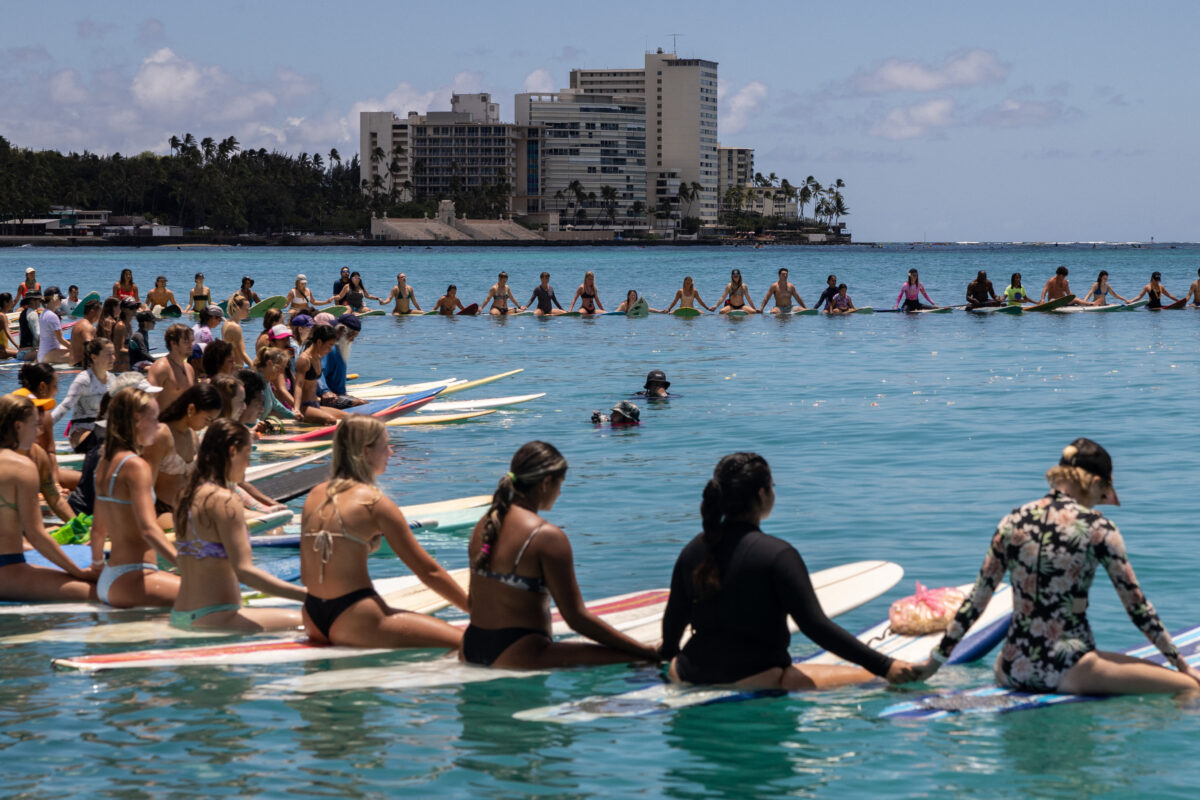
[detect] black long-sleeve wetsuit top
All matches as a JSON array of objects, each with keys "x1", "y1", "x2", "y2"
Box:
[{"x1": 660, "y1": 524, "x2": 894, "y2": 684}]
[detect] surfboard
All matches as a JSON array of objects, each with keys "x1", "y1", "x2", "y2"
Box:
[
  {"x1": 247, "y1": 295, "x2": 288, "y2": 318},
  {"x1": 911, "y1": 306, "x2": 953, "y2": 314},
  {"x1": 458, "y1": 303, "x2": 480, "y2": 316},
  {"x1": 245, "y1": 450, "x2": 327, "y2": 481},
  {"x1": 247, "y1": 494, "x2": 491, "y2": 548},
  {"x1": 156, "y1": 304, "x2": 183, "y2": 318},
  {"x1": 351, "y1": 378, "x2": 462, "y2": 399},
  {"x1": 626, "y1": 298, "x2": 650, "y2": 318},
  {"x1": 255, "y1": 562, "x2": 902, "y2": 697},
  {"x1": 879, "y1": 622, "x2": 1200, "y2": 720},
  {"x1": 249, "y1": 465, "x2": 326, "y2": 503},
  {"x1": 418, "y1": 393, "x2": 544, "y2": 414},
  {"x1": 437, "y1": 369, "x2": 523, "y2": 397},
  {"x1": 672, "y1": 308, "x2": 701, "y2": 317},
  {"x1": 1150, "y1": 298, "x2": 1187, "y2": 311},
  {"x1": 70, "y1": 292, "x2": 101, "y2": 317},
  {"x1": 270, "y1": 389, "x2": 441, "y2": 442},
  {"x1": 851, "y1": 306, "x2": 875, "y2": 314},
  {"x1": 1025, "y1": 294, "x2": 1076, "y2": 312},
  {"x1": 345, "y1": 378, "x2": 391, "y2": 390},
  {"x1": 252, "y1": 438, "x2": 334, "y2": 455},
  {"x1": 356, "y1": 309, "x2": 385, "y2": 317},
  {"x1": 792, "y1": 308, "x2": 820, "y2": 316},
  {"x1": 1114, "y1": 299, "x2": 1150, "y2": 311},
  {"x1": 967, "y1": 305, "x2": 1023, "y2": 314},
  {"x1": 317, "y1": 305, "x2": 349, "y2": 316},
  {"x1": 726, "y1": 310, "x2": 748, "y2": 317},
  {"x1": 53, "y1": 583, "x2": 660, "y2": 672},
  {"x1": 384, "y1": 410, "x2": 495, "y2": 427}
]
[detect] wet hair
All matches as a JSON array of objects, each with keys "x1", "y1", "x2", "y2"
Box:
[
  {"x1": 694, "y1": 452, "x2": 773, "y2": 595},
  {"x1": 202, "y1": 339, "x2": 234, "y2": 378},
  {"x1": 164, "y1": 322, "x2": 193, "y2": 347},
  {"x1": 350, "y1": 271, "x2": 365, "y2": 289},
  {"x1": 683, "y1": 275, "x2": 694, "y2": 288},
  {"x1": 100, "y1": 297, "x2": 120, "y2": 321},
  {"x1": 498, "y1": 272, "x2": 508, "y2": 279},
  {"x1": 82, "y1": 337, "x2": 112, "y2": 370},
  {"x1": 156, "y1": 275, "x2": 167, "y2": 285},
  {"x1": 174, "y1": 418, "x2": 252, "y2": 539},
  {"x1": 474, "y1": 441, "x2": 568, "y2": 572},
  {"x1": 838, "y1": 283, "x2": 848, "y2": 291},
  {"x1": 158, "y1": 383, "x2": 222, "y2": 424},
  {"x1": 1056, "y1": 266, "x2": 1069, "y2": 277},
  {"x1": 18, "y1": 362, "x2": 56, "y2": 395},
  {"x1": 778, "y1": 267, "x2": 788, "y2": 276},
  {"x1": 0, "y1": 292, "x2": 11, "y2": 310},
  {"x1": 539, "y1": 272, "x2": 550, "y2": 279},
  {"x1": 626, "y1": 289, "x2": 638, "y2": 303},
  {"x1": 261, "y1": 308, "x2": 283, "y2": 331},
  {"x1": 826, "y1": 274, "x2": 836, "y2": 284},
  {"x1": 0, "y1": 394, "x2": 36, "y2": 450},
  {"x1": 136, "y1": 311, "x2": 156, "y2": 328},
  {"x1": 210, "y1": 374, "x2": 243, "y2": 418},
  {"x1": 238, "y1": 368, "x2": 266, "y2": 408},
  {"x1": 445, "y1": 284, "x2": 457, "y2": 294},
  {"x1": 194, "y1": 272, "x2": 205, "y2": 282},
  {"x1": 304, "y1": 324, "x2": 337, "y2": 350},
  {"x1": 976, "y1": 271, "x2": 987, "y2": 281},
  {"x1": 104, "y1": 387, "x2": 153, "y2": 460},
  {"x1": 255, "y1": 346, "x2": 289, "y2": 371}
]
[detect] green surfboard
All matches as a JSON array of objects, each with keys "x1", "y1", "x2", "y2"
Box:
[
  {"x1": 248, "y1": 295, "x2": 288, "y2": 318},
  {"x1": 70, "y1": 292, "x2": 101, "y2": 318},
  {"x1": 673, "y1": 307, "x2": 701, "y2": 318},
  {"x1": 626, "y1": 298, "x2": 650, "y2": 318}
]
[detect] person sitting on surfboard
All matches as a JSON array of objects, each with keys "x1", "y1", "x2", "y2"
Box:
[
  {"x1": 432, "y1": 285, "x2": 466, "y2": 316},
  {"x1": 146, "y1": 276, "x2": 179, "y2": 313},
  {"x1": 911, "y1": 439, "x2": 1200, "y2": 696},
  {"x1": 1081, "y1": 270, "x2": 1130, "y2": 306},
  {"x1": 333, "y1": 271, "x2": 382, "y2": 312},
  {"x1": 825, "y1": 284, "x2": 857, "y2": 315},
  {"x1": 716, "y1": 269, "x2": 756, "y2": 314},
  {"x1": 526, "y1": 272, "x2": 565, "y2": 316},
  {"x1": 965, "y1": 271, "x2": 1002, "y2": 308},
  {"x1": 569, "y1": 271, "x2": 605, "y2": 315},
  {"x1": 184, "y1": 272, "x2": 211, "y2": 314},
  {"x1": 895, "y1": 269, "x2": 937, "y2": 311},
  {"x1": 812, "y1": 274, "x2": 839, "y2": 312},
  {"x1": 1001, "y1": 273, "x2": 1035, "y2": 306},
  {"x1": 171, "y1": 418, "x2": 306, "y2": 633},
  {"x1": 1129, "y1": 271, "x2": 1179, "y2": 309},
  {"x1": 660, "y1": 452, "x2": 918, "y2": 690},
  {"x1": 664, "y1": 276, "x2": 714, "y2": 313},
  {"x1": 235, "y1": 276, "x2": 261, "y2": 306},
  {"x1": 462, "y1": 441, "x2": 659, "y2": 668},
  {"x1": 1039, "y1": 266, "x2": 1076, "y2": 304},
  {"x1": 635, "y1": 370, "x2": 672, "y2": 399},
  {"x1": 615, "y1": 290, "x2": 662, "y2": 314},
  {"x1": 316, "y1": 314, "x2": 366, "y2": 409},
  {"x1": 384, "y1": 272, "x2": 422, "y2": 315},
  {"x1": 591, "y1": 400, "x2": 640, "y2": 426},
  {"x1": 128, "y1": 312, "x2": 157, "y2": 372},
  {"x1": 482, "y1": 272, "x2": 521, "y2": 315},
  {"x1": 68, "y1": 299, "x2": 101, "y2": 368},
  {"x1": 300, "y1": 415, "x2": 468, "y2": 649},
  {"x1": 761, "y1": 268, "x2": 807, "y2": 313},
  {"x1": 1183, "y1": 267, "x2": 1200, "y2": 307}
]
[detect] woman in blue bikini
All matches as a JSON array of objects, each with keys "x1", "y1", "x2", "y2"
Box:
[
  {"x1": 170, "y1": 419, "x2": 305, "y2": 631},
  {"x1": 91, "y1": 386, "x2": 181, "y2": 608},
  {"x1": 0, "y1": 394, "x2": 99, "y2": 601}
]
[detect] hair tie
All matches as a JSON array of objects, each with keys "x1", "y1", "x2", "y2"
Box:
[
  {"x1": 479, "y1": 544, "x2": 492, "y2": 555},
  {"x1": 506, "y1": 471, "x2": 516, "y2": 482}
]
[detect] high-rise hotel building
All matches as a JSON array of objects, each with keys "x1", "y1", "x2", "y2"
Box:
[{"x1": 570, "y1": 49, "x2": 719, "y2": 224}]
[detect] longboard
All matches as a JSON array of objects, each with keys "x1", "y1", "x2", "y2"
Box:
[
  {"x1": 626, "y1": 298, "x2": 650, "y2": 318},
  {"x1": 317, "y1": 305, "x2": 349, "y2": 316},
  {"x1": 248, "y1": 495, "x2": 490, "y2": 548},
  {"x1": 252, "y1": 439, "x2": 334, "y2": 455},
  {"x1": 270, "y1": 389, "x2": 440, "y2": 442},
  {"x1": 248, "y1": 465, "x2": 326, "y2": 503},
  {"x1": 457, "y1": 303, "x2": 480, "y2": 316},
  {"x1": 245, "y1": 450, "x2": 327, "y2": 482},
  {"x1": 672, "y1": 308, "x2": 701, "y2": 318},
  {"x1": 70, "y1": 292, "x2": 101, "y2": 318},
  {"x1": 257, "y1": 561, "x2": 902, "y2": 696},
  {"x1": 967, "y1": 305, "x2": 1023, "y2": 315},
  {"x1": 879, "y1": 622, "x2": 1200, "y2": 720},
  {"x1": 418, "y1": 393, "x2": 544, "y2": 414},
  {"x1": 385, "y1": 410, "x2": 494, "y2": 426},
  {"x1": 247, "y1": 296, "x2": 288, "y2": 318},
  {"x1": 54, "y1": 583, "x2": 661, "y2": 672},
  {"x1": 349, "y1": 370, "x2": 521, "y2": 401},
  {"x1": 1149, "y1": 298, "x2": 1186, "y2": 310},
  {"x1": 345, "y1": 378, "x2": 391, "y2": 390},
  {"x1": 1025, "y1": 294, "x2": 1076, "y2": 312}
]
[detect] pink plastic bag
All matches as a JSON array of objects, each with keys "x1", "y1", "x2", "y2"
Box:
[{"x1": 888, "y1": 582, "x2": 967, "y2": 636}]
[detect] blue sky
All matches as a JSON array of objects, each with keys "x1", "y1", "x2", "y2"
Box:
[{"x1": 1, "y1": 0, "x2": 1196, "y2": 241}]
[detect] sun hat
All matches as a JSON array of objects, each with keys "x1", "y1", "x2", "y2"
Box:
[
  {"x1": 611, "y1": 400, "x2": 641, "y2": 422},
  {"x1": 643, "y1": 369, "x2": 670, "y2": 390},
  {"x1": 336, "y1": 313, "x2": 361, "y2": 332},
  {"x1": 269, "y1": 324, "x2": 293, "y2": 340},
  {"x1": 1059, "y1": 437, "x2": 1119, "y2": 505}
]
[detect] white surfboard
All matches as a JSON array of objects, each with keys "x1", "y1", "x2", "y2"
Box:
[
  {"x1": 245, "y1": 451, "x2": 327, "y2": 481},
  {"x1": 418, "y1": 393, "x2": 545, "y2": 414}
]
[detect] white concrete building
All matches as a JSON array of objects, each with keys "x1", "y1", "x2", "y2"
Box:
[
  {"x1": 718, "y1": 146, "x2": 754, "y2": 195},
  {"x1": 359, "y1": 111, "x2": 410, "y2": 199},
  {"x1": 514, "y1": 90, "x2": 646, "y2": 226}
]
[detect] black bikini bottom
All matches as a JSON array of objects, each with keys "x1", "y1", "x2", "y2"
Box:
[
  {"x1": 461, "y1": 624, "x2": 547, "y2": 666},
  {"x1": 304, "y1": 587, "x2": 380, "y2": 639}
]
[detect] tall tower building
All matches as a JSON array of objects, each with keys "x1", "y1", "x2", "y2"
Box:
[{"x1": 568, "y1": 48, "x2": 719, "y2": 225}]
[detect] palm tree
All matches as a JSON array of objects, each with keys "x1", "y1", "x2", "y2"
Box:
[
  {"x1": 797, "y1": 185, "x2": 812, "y2": 220},
  {"x1": 675, "y1": 182, "x2": 692, "y2": 217},
  {"x1": 686, "y1": 180, "x2": 703, "y2": 218},
  {"x1": 600, "y1": 184, "x2": 618, "y2": 226},
  {"x1": 168, "y1": 135, "x2": 181, "y2": 157},
  {"x1": 200, "y1": 137, "x2": 215, "y2": 165}
]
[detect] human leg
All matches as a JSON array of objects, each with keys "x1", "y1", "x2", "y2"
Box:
[
  {"x1": 1058, "y1": 650, "x2": 1200, "y2": 695},
  {"x1": 0, "y1": 562, "x2": 96, "y2": 602}
]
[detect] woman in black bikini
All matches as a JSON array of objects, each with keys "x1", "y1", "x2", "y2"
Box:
[
  {"x1": 569, "y1": 271, "x2": 605, "y2": 314},
  {"x1": 1129, "y1": 271, "x2": 1179, "y2": 309},
  {"x1": 717, "y1": 269, "x2": 756, "y2": 314},
  {"x1": 292, "y1": 324, "x2": 346, "y2": 425},
  {"x1": 462, "y1": 441, "x2": 659, "y2": 668},
  {"x1": 299, "y1": 416, "x2": 467, "y2": 648},
  {"x1": 185, "y1": 273, "x2": 211, "y2": 314}
]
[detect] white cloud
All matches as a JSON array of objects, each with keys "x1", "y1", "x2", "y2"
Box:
[
  {"x1": 131, "y1": 48, "x2": 224, "y2": 112},
  {"x1": 869, "y1": 98, "x2": 956, "y2": 140},
  {"x1": 721, "y1": 80, "x2": 768, "y2": 135},
  {"x1": 275, "y1": 68, "x2": 317, "y2": 101},
  {"x1": 855, "y1": 49, "x2": 1008, "y2": 94},
  {"x1": 978, "y1": 97, "x2": 1073, "y2": 127},
  {"x1": 522, "y1": 68, "x2": 555, "y2": 93},
  {"x1": 48, "y1": 69, "x2": 88, "y2": 104}
]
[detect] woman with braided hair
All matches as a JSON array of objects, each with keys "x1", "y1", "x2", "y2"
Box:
[
  {"x1": 462, "y1": 441, "x2": 659, "y2": 668},
  {"x1": 660, "y1": 452, "x2": 918, "y2": 689}
]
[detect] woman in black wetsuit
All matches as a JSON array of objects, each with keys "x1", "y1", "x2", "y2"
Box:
[
  {"x1": 1129, "y1": 271, "x2": 1179, "y2": 309},
  {"x1": 660, "y1": 452, "x2": 917, "y2": 690}
]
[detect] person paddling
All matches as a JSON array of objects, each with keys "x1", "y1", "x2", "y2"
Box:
[
  {"x1": 911, "y1": 439, "x2": 1200, "y2": 696},
  {"x1": 463, "y1": 441, "x2": 659, "y2": 668},
  {"x1": 659, "y1": 453, "x2": 917, "y2": 689}
]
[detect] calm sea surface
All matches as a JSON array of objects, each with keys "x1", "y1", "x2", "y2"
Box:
[{"x1": 2, "y1": 244, "x2": 1199, "y2": 798}]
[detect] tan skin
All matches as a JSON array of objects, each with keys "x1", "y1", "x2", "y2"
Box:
[
  {"x1": 1185, "y1": 270, "x2": 1200, "y2": 306},
  {"x1": 910, "y1": 478, "x2": 1200, "y2": 695},
  {"x1": 300, "y1": 435, "x2": 468, "y2": 648},
  {"x1": 825, "y1": 287, "x2": 857, "y2": 315},
  {"x1": 716, "y1": 274, "x2": 757, "y2": 314},
  {"x1": 184, "y1": 277, "x2": 212, "y2": 314},
  {"x1": 22, "y1": 438, "x2": 75, "y2": 523},
  {"x1": 760, "y1": 270, "x2": 807, "y2": 312},
  {"x1": 69, "y1": 305, "x2": 99, "y2": 366},
  {"x1": 174, "y1": 441, "x2": 305, "y2": 631},
  {"x1": 384, "y1": 274, "x2": 422, "y2": 314},
  {"x1": 666, "y1": 484, "x2": 919, "y2": 691},
  {"x1": 1130, "y1": 277, "x2": 1179, "y2": 305},
  {"x1": 466, "y1": 474, "x2": 660, "y2": 668},
  {"x1": 1082, "y1": 274, "x2": 1130, "y2": 306},
  {"x1": 0, "y1": 409, "x2": 99, "y2": 601},
  {"x1": 483, "y1": 276, "x2": 521, "y2": 315},
  {"x1": 146, "y1": 331, "x2": 196, "y2": 410},
  {"x1": 90, "y1": 399, "x2": 181, "y2": 608},
  {"x1": 616, "y1": 290, "x2": 665, "y2": 314},
  {"x1": 433, "y1": 288, "x2": 465, "y2": 316},
  {"x1": 146, "y1": 279, "x2": 178, "y2": 310},
  {"x1": 568, "y1": 275, "x2": 605, "y2": 314},
  {"x1": 26, "y1": 372, "x2": 79, "y2": 492},
  {"x1": 1040, "y1": 272, "x2": 1072, "y2": 302},
  {"x1": 294, "y1": 338, "x2": 347, "y2": 425},
  {"x1": 112, "y1": 271, "x2": 139, "y2": 303},
  {"x1": 665, "y1": 277, "x2": 714, "y2": 313},
  {"x1": 148, "y1": 401, "x2": 220, "y2": 511}
]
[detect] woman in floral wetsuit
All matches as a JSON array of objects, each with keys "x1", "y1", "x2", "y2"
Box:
[{"x1": 913, "y1": 439, "x2": 1200, "y2": 695}]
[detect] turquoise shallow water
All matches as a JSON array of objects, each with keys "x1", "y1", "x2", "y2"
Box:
[{"x1": 2, "y1": 245, "x2": 1199, "y2": 798}]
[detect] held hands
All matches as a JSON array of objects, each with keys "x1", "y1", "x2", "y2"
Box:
[
  {"x1": 884, "y1": 659, "x2": 927, "y2": 684},
  {"x1": 905, "y1": 658, "x2": 943, "y2": 683}
]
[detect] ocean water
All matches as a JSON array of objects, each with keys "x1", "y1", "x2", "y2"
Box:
[{"x1": 2, "y1": 244, "x2": 1199, "y2": 798}]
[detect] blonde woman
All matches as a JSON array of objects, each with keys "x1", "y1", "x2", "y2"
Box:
[
  {"x1": 0, "y1": 395, "x2": 99, "y2": 601},
  {"x1": 568, "y1": 271, "x2": 605, "y2": 315},
  {"x1": 170, "y1": 419, "x2": 305, "y2": 631},
  {"x1": 221, "y1": 293, "x2": 253, "y2": 368},
  {"x1": 286, "y1": 274, "x2": 325, "y2": 316},
  {"x1": 91, "y1": 387, "x2": 179, "y2": 608},
  {"x1": 665, "y1": 276, "x2": 714, "y2": 313},
  {"x1": 300, "y1": 416, "x2": 468, "y2": 648}
]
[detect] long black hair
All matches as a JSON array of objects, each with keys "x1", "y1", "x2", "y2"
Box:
[
  {"x1": 175, "y1": 418, "x2": 252, "y2": 540},
  {"x1": 473, "y1": 441, "x2": 568, "y2": 571},
  {"x1": 694, "y1": 452, "x2": 773, "y2": 595},
  {"x1": 158, "y1": 383, "x2": 222, "y2": 424}
]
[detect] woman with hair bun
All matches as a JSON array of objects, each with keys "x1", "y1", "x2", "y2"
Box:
[
  {"x1": 462, "y1": 441, "x2": 659, "y2": 668},
  {"x1": 660, "y1": 452, "x2": 917, "y2": 689},
  {"x1": 299, "y1": 416, "x2": 467, "y2": 647},
  {"x1": 912, "y1": 439, "x2": 1200, "y2": 694}
]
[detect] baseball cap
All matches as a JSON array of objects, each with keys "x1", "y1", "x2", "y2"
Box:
[
  {"x1": 336, "y1": 313, "x2": 362, "y2": 332},
  {"x1": 12, "y1": 388, "x2": 55, "y2": 411},
  {"x1": 43, "y1": 286, "x2": 62, "y2": 300},
  {"x1": 313, "y1": 312, "x2": 337, "y2": 326},
  {"x1": 1059, "y1": 438, "x2": 1119, "y2": 505},
  {"x1": 25, "y1": 267, "x2": 35, "y2": 274},
  {"x1": 291, "y1": 313, "x2": 314, "y2": 328},
  {"x1": 206, "y1": 304, "x2": 224, "y2": 317},
  {"x1": 269, "y1": 324, "x2": 293, "y2": 340}
]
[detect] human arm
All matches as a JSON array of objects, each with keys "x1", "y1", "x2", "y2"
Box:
[
  {"x1": 1111, "y1": 287, "x2": 1130, "y2": 303},
  {"x1": 16, "y1": 466, "x2": 96, "y2": 580},
  {"x1": 236, "y1": 481, "x2": 286, "y2": 512},
  {"x1": 567, "y1": 287, "x2": 582, "y2": 312},
  {"x1": 791, "y1": 286, "x2": 807, "y2": 308},
  {"x1": 920, "y1": 284, "x2": 936, "y2": 306},
  {"x1": 657, "y1": 551, "x2": 692, "y2": 661},
  {"x1": 409, "y1": 289, "x2": 421, "y2": 311},
  {"x1": 540, "y1": 527, "x2": 658, "y2": 660},
  {"x1": 593, "y1": 291, "x2": 605, "y2": 312},
  {"x1": 123, "y1": 457, "x2": 178, "y2": 565},
  {"x1": 695, "y1": 291, "x2": 714, "y2": 312},
  {"x1": 894, "y1": 286, "x2": 906, "y2": 308},
  {"x1": 665, "y1": 290, "x2": 682, "y2": 312},
  {"x1": 51, "y1": 370, "x2": 88, "y2": 424},
  {"x1": 743, "y1": 286, "x2": 757, "y2": 312},
  {"x1": 760, "y1": 287, "x2": 775, "y2": 310},
  {"x1": 216, "y1": 491, "x2": 306, "y2": 601},
  {"x1": 715, "y1": 284, "x2": 731, "y2": 308},
  {"x1": 35, "y1": 449, "x2": 75, "y2": 523},
  {"x1": 1162, "y1": 287, "x2": 1179, "y2": 301},
  {"x1": 1129, "y1": 285, "x2": 1148, "y2": 301},
  {"x1": 376, "y1": 496, "x2": 469, "y2": 611}
]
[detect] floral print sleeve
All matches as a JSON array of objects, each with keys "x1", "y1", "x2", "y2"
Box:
[
  {"x1": 934, "y1": 521, "x2": 1010, "y2": 660},
  {"x1": 1094, "y1": 520, "x2": 1180, "y2": 663}
]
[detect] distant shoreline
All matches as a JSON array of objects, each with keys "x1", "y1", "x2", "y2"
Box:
[{"x1": 0, "y1": 234, "x2": 868, "y2": 249}]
